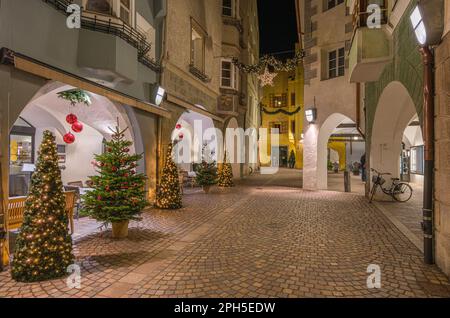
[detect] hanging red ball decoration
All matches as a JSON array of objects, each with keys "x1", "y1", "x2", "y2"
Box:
[
  {"x1": 72, "y1": 121, "x2": 84, "y2": 133},
  {"x1": 178, "y1": 133, "x2": 184, "y2": 140},
  {"x1": 63, "y1": 132, "x2": 75, "y2": 144},
  {"x1": 66, "y1": 114, "x2": 78, "y2": 125},
  {"x1": 176, "y1": 124, "x2": 182, "y2": 130}
]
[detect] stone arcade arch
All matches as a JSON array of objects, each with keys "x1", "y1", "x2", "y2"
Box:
[
  {"x1": 8, "y1": 81, "x2": 142, "y2": 191},
  {"x1": 370, "y1": 81, "x2": 419, "y2": 182}
]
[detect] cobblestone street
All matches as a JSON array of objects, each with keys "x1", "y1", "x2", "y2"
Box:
[{"x1": 1, "y1": 170, "x2": 449, "y2": 298}]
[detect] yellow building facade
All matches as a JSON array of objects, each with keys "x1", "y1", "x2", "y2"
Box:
[{"x1": 260, "y1": 63, "x2": 304, "y2": 169}]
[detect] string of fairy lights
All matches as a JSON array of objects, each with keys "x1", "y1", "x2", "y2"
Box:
[{"x1": 232, "y1": 50, "x2": 305, "y2": 87}]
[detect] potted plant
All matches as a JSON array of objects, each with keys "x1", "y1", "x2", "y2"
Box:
[
  {"x1": 81, "y1": 124, "x2": 148, "y2": 239},
  {"x1": 195, "y1": 144, "x2": 218, "y2": 193}
]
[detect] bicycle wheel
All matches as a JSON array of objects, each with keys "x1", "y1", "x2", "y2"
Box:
[{"x1": 393, "y1": 183, "x2": 413, "y2": 202}]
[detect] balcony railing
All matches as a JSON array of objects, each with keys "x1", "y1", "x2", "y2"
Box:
[{"x1": 41, "y1": 0, "x2": 159, "y2": 71}]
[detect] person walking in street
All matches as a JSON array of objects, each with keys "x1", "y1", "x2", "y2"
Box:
[
  {"x1": 288, "y1": 150, "x2": 296, "y2": 169},
  {"x1": 361, "y1": 153, "x2": 366, "y2": 182}
]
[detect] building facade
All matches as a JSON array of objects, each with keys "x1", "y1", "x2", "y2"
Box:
[
  {"x1": 160, "y1": 0, "x2": 260, "y2": 179},
  {"x1": 299, "y1": 0, "x2": 358, "y2": 190},
  {"x1": 260, "y1": 65, "x2": 304, "y2": 169},
  {"x1": 348, "y1": 0, "x2": 450, "y2": 276}
]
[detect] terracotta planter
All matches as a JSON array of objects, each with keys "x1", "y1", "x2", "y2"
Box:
[
  {"x1": 203, "y1": 185, "x2": 211, "y2": 194},
  {"x1": 112, "y1": 220, "x2": 129, "y2": 239}
]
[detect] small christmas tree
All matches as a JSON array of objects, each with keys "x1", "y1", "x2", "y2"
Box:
[
  {"x1": 218, "y1": 152, "x2": 234, "y2": 188},
  {"x1": 12, "y1": 131, "x2": 74, "y2": 282},
  {"x1": 82, "y1": 124, "x2": 148, "y2": 233},
  {"x1": 195, "y1": 144, "x2": 218, "y2": 192},
  {"x1": 155, "y1": 143, "x2": 182, "y2": 209}
]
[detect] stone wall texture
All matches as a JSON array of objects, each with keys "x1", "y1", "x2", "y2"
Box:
[{"x1": 434, "y1": 31, "x2": 450, "y2": 277}]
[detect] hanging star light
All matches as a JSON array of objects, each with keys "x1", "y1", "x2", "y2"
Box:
[{"x1": 258, "y1": 67, "x2": 278, "y2": 87}]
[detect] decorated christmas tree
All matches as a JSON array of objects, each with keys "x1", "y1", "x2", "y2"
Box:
[
  {"x1": 81, "y1": 124, "x2": 147, "y2": 237},
  {"x1": 12, "y1": 131, "x2": 74, "y2": 282},
  {"x1": 195, "y1": 144, "x2": 218, "y2": 193},
  {"x1": 155, "y1": 143, "x2": 182, "y2": 209},
  {"x1": 218, "y1": 152, "x2": 234, "y2": 188}
]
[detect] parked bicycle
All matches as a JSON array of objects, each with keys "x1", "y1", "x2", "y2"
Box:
[{"x1": 369, "y1": 168, "x2": 413, "y2": 203}]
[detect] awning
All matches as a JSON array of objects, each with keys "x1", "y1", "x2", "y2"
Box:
[{"x1": 13, "y1": 53, "x2": 171, "y2": 119}]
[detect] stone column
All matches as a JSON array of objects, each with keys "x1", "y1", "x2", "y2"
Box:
[
  {"x1": 302, "y1": 124, "x2": 319, "y2": 190},
  {"x1": 434, "y1": 31, "x2": 450, "y2": 276}
]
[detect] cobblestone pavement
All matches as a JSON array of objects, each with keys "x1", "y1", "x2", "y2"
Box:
[{"x1": 1, "y1": 169, "x2": 449, "y2": 298}]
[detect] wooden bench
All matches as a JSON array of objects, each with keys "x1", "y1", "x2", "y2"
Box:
[{"x1": 7, "y1": 191, "x2": 76, "y2": 234}]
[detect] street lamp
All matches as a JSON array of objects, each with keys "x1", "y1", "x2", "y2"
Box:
[
  {"x1": 151, "y1": 85, "x2": 166, "y2": 106},
  {"x1": 305, "y1": 108, "x2": 317, "y2": 124},
  {"x1": 409, "y1": 0, "x2": 444, "y2": 266},
  {"x1": 410, "y1": 6, "x2": 427, "y2": 45}
]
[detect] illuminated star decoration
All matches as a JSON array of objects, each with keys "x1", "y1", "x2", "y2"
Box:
[{"x1": 258, "y1": 67, "x2": 278, "y2": 87}]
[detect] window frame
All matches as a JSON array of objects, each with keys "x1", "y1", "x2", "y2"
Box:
[
  {"x1": 328, "y1": 47, "x2": 345, "y2": 79},
  {"x1": 222, "y1": 0, "x2": 234, "y2": 17},
  {"x1": 326, "y1": 0, "x2": 344, "y2": 11},
  {"x1": 220, "y1": 58, "x2": 239, "y2": 90},
  {"x1": 190, "y1": 18, "x2": 207, "y2": 73},
  {"x1": 83, "y1": 0, "x2": 135, "y2": 27}
]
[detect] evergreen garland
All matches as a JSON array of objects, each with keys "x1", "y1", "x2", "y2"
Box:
[
  {"x1": 11, "y1": 131, "x2": 74, "y2": 282},
  {"x1": 57, "y1": 89, "x2": 92, "y2": 107},
  {"x1": 261, "y1": 106, "x2": 302, "y2": 116}
]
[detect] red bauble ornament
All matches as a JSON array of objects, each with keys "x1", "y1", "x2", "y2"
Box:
[
  {"x1": 72, "y1": 121, "x2": 83, "y2": 133},
  {"x1": 63, "y1": 132, "x2": 75, "y2": 144},
  {"x1": 66, "y1": 114, "x2": 78, "y2": 125},
  {"x1": 123, "y1": 148, "x2": 130, "y2": 153},
  {"x1": 176, "y1": 124, "x2": 182, "y2": 130},
  {"x1": 178, "y1": 133, "x2": 184, "y2": 140}
]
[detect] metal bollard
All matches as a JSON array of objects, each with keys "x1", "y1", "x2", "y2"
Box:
[{"x1": 344, "y1": 171, "x2": 351, "y2": 193}]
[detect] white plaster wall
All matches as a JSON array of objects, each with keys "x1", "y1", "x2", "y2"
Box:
[
  {"x1": 301, "y1": 1, "x2": 357, "y2": 190},
  {"x1": 370, "y1": 81, "x2": 417, "y2": 185},
  {"x1": 34, "y1": 125, "x2": 103, "y2": 185}
]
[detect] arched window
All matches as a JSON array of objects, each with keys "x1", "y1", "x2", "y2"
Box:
[{"x1": 85, "y1": 0, "x2": 112, "y2": 15}]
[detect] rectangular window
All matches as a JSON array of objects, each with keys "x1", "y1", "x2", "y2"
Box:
[
  {"x1": 221, "y1": 60, "x2": 232, "y2": 87},
  {"x1": 119, "y1": 0, "x2": 131, "y2": 25},
  {"x1": 222, "y1": 0, "x2": 234, "y2": 17},
  {"x1": 290, "y1": 93, "x2": 296, "y2": 106},
  {"x1": 85, "y1": 0, "x2": 113, "y2": 14},
  {"x1": 270, "y1": 94, "x2": 287, "y2": 108},
  {"x1": 327, "y1": 0, "x2": 344, "y2": 10},
  {"x1": 291, "y1": 121, "x2": 296, "y2": 135},
  {"x1": 410, "y1": 146, "x2": 424, "y2": 175},
  {"x1": 270, "y1": 122, "x2": 288, "y2": 134},
  {"x1": 328, "y1": 47, "x2": 345, "y2": 79},
  {"x1": 191, "y1": 20, "x2": 206, "y2": 73}
]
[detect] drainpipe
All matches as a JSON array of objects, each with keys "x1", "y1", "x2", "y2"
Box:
[
  {"x1": 355, "y1": 83, "x2": 365, "y2": 139},
  {"x1": 420, "y1": 46, "x2": 434, "y2": 265}
]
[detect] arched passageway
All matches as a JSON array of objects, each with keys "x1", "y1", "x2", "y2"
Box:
[{"x1": 8, "y1": 82, "x2": 138, "y2": 197}]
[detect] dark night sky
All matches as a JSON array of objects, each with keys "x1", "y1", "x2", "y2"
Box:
[{"x1": 258, "y1": 0, "x2": 298, "y2": 59}]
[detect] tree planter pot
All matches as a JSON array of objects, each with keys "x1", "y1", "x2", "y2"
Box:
[
  {"x1": 112, "y1": 220, "x2": 129, "y2": 239},
  {"x1": 203, "y1": 185, "x2": 212, "y2": 194}
]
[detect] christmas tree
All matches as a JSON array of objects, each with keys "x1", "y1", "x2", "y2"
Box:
[
  {"x1": 12, "y1": 131, "x2": 74, "y2": 282},
  {"x1": 155, "y1": 143, "x2": 182, "y2": 209},
  {"x1": 81, "y1": 124, "x2": 148, "y2": 227},
  {"x1": 218, "y1": 152, "x2": 234, "y2": 188},
  {"x1": 195, "y1": 144, "x2": 218, "y2": 192}
]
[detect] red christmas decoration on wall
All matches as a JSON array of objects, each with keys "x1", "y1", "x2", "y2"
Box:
[
  {"x1": 63, "y1": 132, "x2": 75, "y2": 144},
  {"x1": 66, "y1": 114, "x2": 78, "y2": 125},
  {"x1": 71, "y1": 121, "x2": 84, "y2": 133},
  {"x1": 176, "y1": 124, "x2": 182, "y2": 130},
  {"x1": 178, "y1": 133, "x2": 184, "y2": 140}
]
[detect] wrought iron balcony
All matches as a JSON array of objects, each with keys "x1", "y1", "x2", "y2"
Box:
[{"x1": 41, "y1": 0, "x2": 159, "y2": 72}]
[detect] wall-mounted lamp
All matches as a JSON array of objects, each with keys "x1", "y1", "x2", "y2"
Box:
[
  {"x1": 152, "y1": 85, "x2": 166, "y2": 106},
  {"x1": 305, "y1": 108, "x2": 317, "y2": 124},
  {"x1": 410, "y1": 0, "x2": 444, "y2": 47}
]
